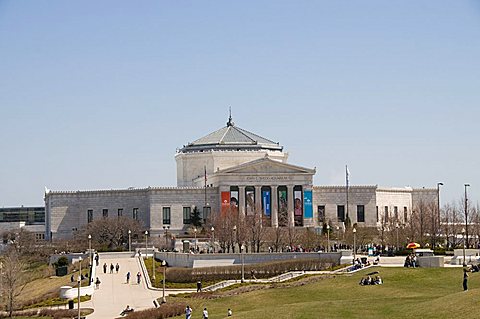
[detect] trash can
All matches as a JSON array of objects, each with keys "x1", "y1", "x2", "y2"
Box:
[
  {"x1": 68, "y1": 300, "x2": 74, "y2": 309},
  {"x1": 183, "y1": 240, "x2": 190, "y2": 253}
]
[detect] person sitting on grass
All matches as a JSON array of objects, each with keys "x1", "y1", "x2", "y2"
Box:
[{"x1": 120, "y1": 305, "x2": 134, "y2": 316}]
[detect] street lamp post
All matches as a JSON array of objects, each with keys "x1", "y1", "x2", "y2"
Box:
[
  {"x1": 128, "y1": 230, "x2": 131, "y2": 252},
  {"x1": 163, "y1": 226, "x2": 170, "y2": 249},
  {"x1": 326, "y1": 224, "x2": 330, "y2": 253},
  {"x1": 77, "y1": 257, "x2": 82, "y2": 319},
  {"x1": 194, "y1": 228, "x2": 197, "y2": 252},
  {"x1": 233, "y1": 225, "x2": 237, "y2": 253},
  {"x1": 435, "y1": 182, "x2": 443, "y2": 250},
  {"x1": 462, "y1": 228, "x2": 466, "y2": 266},
  {"x1": 353, "y1": 227, "x2": 357, "y2": 262},
  {"x1": 395, "y1": 223, "x2": 399, "y2": 254},
  {"x1": 161, "y1": 260, "x2": 167, "y2": 303},
  {"x1": 241, "y1": 244, "x2": 245, "y2": 283},
  {"x1": 144, "y1": 231, "x2": 148, "y2": 257},
  {"x1": 211, "y1": 226, "x2": 215, "y2": 253},
  {"x1": 152, "y1": 245, "x2": 156, "y2": 286},
  {"x1": 464, "y1": 184, "x2": 470, "y2": 249},
  {"x1": 88, "y1": 235, "x2": 92, "y2": 266}
]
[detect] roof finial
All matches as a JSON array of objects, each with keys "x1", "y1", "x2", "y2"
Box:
[{"x1": 227, "y1": 107, "x2": 234, "y2": 127}]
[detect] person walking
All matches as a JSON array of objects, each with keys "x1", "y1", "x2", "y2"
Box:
[
  {"x1": 126, "y1": 271, "x2": 131, "y2": 284},
  {"x1": 103, "y1": 263, "x2": 107, "y2": 274},
  {"x1": 185, "y1": 305, "x2": 192, "y2": 319},
  {"x1": 95, "y1": 277, "x2": 101, "y2": 289},
  {"x1": 115, "y1": 263, "x2": 120, "y2": 273},
  {"x1": 227, "y1": 308, "x2": 232, "y2": 316},
  {"x1": 137, "y1": 271, "x2": 142, "y2": 284},
  {"x1": 110, "y1": 263, "x2": 114, "y2": 274},
  {"x1": 202, "y1": 307, "x2": 209, "y2": 319},
  {"x1": 95, "y1": 253, "x2": 99, "y2": 266},
  {"x1": 196, "y1": 281, "x2": 202, "y2": 292},
  {"x1": 463, "y1": 267, "x2": 469, "y2": 291}
]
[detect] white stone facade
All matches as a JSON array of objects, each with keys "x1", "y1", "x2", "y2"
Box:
[{"x1": 43, "y1": 118, "x2": 438, "y2": 240}]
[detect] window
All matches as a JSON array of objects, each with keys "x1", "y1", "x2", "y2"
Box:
[
  {"x1": 337, "y1": 205, "x2": 345, "y2": 222},
  {"x1": 102, "y1": 209, "x2": 108, "y2": 218},
  {"x1": 394, "y1": 206, "x2": 398, "y2": 221},
  {"x1": 376, "y1": 206, "x2": 379, "y2": 222},
  {"x1": 163, "y1": 207, "x2": 171, "y2": 224},
  {"x1": 87, "y1": 210, "x2": 93, "y2": 223},
  {"x1": 35, "y1": 233, "x2": 45, "y2": 241},
  {"x1": 133, "y1": 208, "x2": 138, "y2": 221},
  {"x1": 203, "y1": 206, "x2": 211, "y2": 221},
  {"x1": 118, "y1": 208, "x2": 123, "y2": 218},
  {"x1": 384, "y1": 206, "x2": 389, "y2": 223},
  {"x1": 318, "y1": 205, "x2": 325, "y2": 223},
  {"x1": 357, "y1": 205, "x2": 365, "y2": 223},
  {"x1": 183, "y1": 207, "x2": 191, "y2": 224},
  {"x1": 404, "y1": 207, "x2": 408, "y2": 222}
]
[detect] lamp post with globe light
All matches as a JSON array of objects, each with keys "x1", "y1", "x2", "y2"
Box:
[
  {"x1": 353, "y1": 227, "x2": 357, "y2": 262},
  {"x1": 128, "y1": 230, "x2": 131, "y2": 252},
  {"x1": 161, "y1": 260, "x2": 167, "y2": 303},
  {"x1": 211, "y1": 226, "x2": 215, "y2": 253},
  {"x1": 326, "y1": 224, "x2": 330, "y2": 252}
]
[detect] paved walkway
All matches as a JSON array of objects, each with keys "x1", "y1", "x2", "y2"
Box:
[{"x1": 83, "y1": 253, "x2": 192, "y2": 319}]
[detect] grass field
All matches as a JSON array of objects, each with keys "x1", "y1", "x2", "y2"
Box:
[{"x1": 169, "y1": 267, "x2": 480, "y2": 319}]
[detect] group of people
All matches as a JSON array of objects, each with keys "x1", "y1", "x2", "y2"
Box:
[
  {"x1": 185, "y1": 306, "x2": 232, "y2": 319},
  {"x1": 404, "y1": 254, "x2": 418, "y2": 268},
  {"x1": 359, "y1": 275, "x2": 383, "y2": 286},
  {"x1": 103, "y1": 262, "x2": 121, "y2": 274}
]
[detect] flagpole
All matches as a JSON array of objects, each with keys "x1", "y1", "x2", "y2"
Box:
[
  {"x1": 346, "y1": 165, "x2": 349, "y2": 227},
  {"x1": 204, "y1": 165, "x2": 207, "y2": 218}
]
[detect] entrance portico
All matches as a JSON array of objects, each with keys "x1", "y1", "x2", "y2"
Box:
[{"x1": 209, "y1": 157, "x2": 316, "y2": 227}]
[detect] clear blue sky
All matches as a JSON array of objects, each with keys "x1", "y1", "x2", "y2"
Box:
[{"x1": 1, "y1": 1, "x2": 479, "y2": 206}]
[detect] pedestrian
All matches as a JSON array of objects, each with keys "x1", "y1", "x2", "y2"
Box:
[
  {"x1": 95, "y1": 277, "x2": 101, "y2": 289},
  {"x1": 70, "y1": 274, "x2": 74, "y2": 282},
  {"x1": 137, "y1": 271, "x2": 141, "y2": 284},
  {"x1": 185, "y1": 305, "x2": 192, "y2": 319},
  {"x1": 110, "y1": 263, "x2": 114, "y2": 274},
  {"x1": 227, "y1": 308, "x2": 232, "y2": 316},
  {"x1": 196, "y1": 281, "x2": 202, "y2": 292},
  {"x1": 103, "y1": 263, "x2": 107, "y2": 274},
  {"x1": 116, "y1": 263, "x2": 120, "y2": 273},
  {"x1": 126, "y1": 271, "x2": 131, "y2": 284},
  {"x1": 463, "y1": 267, "x2": 469, "y2": 291},
  {"x1": 202, "y1": 307, "x2": 209, "y2": 319},
  {"x1": 95, "y1": 253, "x2": 99, "y2": 266}
]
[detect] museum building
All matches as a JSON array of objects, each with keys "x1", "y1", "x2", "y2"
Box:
[{"x1": 44, "y1": 116, "x2": 437, "y2": 240}]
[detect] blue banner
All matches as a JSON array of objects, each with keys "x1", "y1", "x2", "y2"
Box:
[
  {"x1": 262, "y1": 190, "x2": 271, "y2": 216},
  {"x1": 304, "y1": 191, "x2": 313, "y2": 218}
]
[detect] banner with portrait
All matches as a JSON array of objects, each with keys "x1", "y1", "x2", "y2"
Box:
[
  {"x1": 278, "y1": 188, "x2": 288, "y2": 226},
  {"x1": 245, "y1": 188, "x2": 255, "y2": 216},
  {"x1": 230, "y1": 190, "x2": 239, "y2": 214},
  {"x1": 294, "y1": 190, "x2": 303, "y2": 226}
]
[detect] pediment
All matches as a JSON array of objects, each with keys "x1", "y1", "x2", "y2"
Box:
[{"x1": 218, "y1": 158, "x2": 315, "y2": 175}]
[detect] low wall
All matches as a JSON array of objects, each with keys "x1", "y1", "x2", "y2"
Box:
[
  {"x1": 59, "y1": 261, "x2": 97, "y2": 299},
  {"x1": 154, "y1": 251, "x2": 341, "y2": 268},
  {"x1": 418, "y1": 256, "x2": 444, "y2": 268}
]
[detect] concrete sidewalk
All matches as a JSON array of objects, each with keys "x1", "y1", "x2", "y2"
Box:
[{"x1": 84, "y1": 253, "x2": 192, "y2": 319}]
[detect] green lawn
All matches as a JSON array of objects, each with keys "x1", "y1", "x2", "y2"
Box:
[{"x1": 169, "y1": 267, "x2": 480, "y2": 319}]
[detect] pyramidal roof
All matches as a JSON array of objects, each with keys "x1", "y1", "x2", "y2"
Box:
[{"x1": 179, "y1": 114, "x2": 283, "y2": 153}]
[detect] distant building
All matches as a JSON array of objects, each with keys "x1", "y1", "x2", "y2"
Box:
[
  {"x1": 0, "y1": 206, "x2": 46, "y2": 240},
  {"x1": 44, "y1": 115, "x2": 437, "y2": 240}
]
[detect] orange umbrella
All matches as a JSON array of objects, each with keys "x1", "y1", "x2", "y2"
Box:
[{"x1": 406, "y1": 242, "x2": 420, "y2": 249}]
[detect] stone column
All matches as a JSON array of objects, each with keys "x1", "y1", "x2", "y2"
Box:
[
  {"x1": 287, "y1": 185, "x2": 295, "y2": 227},
  {"x1": 271, "y1": 186, "x2": 278, "y2": 227},
  {"x1": 239, "y1": 186, "x2": 246, "y2": 216},
  {"x1": 255, "y1": 186, "x2": 262, "y2": 214}
]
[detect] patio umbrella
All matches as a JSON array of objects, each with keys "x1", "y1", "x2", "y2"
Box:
[{"x1": 406, "y1": 242, "x2": 420, "y2": 249}]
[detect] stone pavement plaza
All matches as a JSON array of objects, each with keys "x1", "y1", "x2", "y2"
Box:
[{"x1": 82, "y1": 253, "x2": 194, "y2": 319}]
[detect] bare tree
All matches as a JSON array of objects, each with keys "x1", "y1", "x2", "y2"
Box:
[
  {"x1": 1, "y1": 248, "x2": 27, "y2": 317},
  {"x1": 78, "y1": 217, "x2": 143, "y2": 250}
]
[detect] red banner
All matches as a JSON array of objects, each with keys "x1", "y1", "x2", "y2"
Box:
[{"x1": 221, "y1": 191, "x2": 230, "y2": 216}]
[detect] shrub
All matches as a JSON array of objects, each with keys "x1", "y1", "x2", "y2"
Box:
[
  {"x1": 122, "y1": 302, "x2": 186, "y2": 319},
  {"x1": 165, "y1": 259, "x2": 335, "y2": 284}
]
